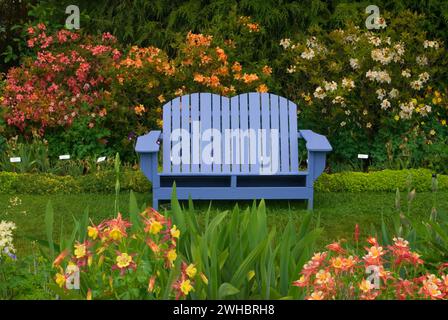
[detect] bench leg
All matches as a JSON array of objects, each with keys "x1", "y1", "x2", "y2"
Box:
[
  {"x1": 152, "y1": 197, "x2": 159, "y2": 211},
  {"x1": 307, "y1": 191, "x2": 314, "y2": 210}
]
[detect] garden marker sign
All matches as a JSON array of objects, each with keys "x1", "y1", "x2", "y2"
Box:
[{"x1": 136, "y1": 93, "x2": 332, "y2": 209}]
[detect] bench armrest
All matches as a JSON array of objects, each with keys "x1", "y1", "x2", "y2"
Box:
[
  {"x1": 135, "y1": 131, "x2": 162, "y2": 153},
  {"x1": 299, "y1": 130, "x2": 332, "y2": 152}
]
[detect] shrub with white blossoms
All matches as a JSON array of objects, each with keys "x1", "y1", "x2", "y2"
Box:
[
  {"x1": 276, "y1": 11, "x2": 447, "y2": 163},
  {"x1": 0, "y1": 221, "x2": 17, "y2": 261}
]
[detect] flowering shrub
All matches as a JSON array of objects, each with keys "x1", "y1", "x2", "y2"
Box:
[
  {"x1": 293, "y1": 235, "x2": 448, "y2": 300},
  {"x1": 1, "y1": 24, "x2": 121, "y2": 136},
  {"x1": 110, "y1": 30, "x2": 271, "y2": 147},
  {"x1": 0, "y1": 220, "x2": 17, "y2": 261},
  {"x1": 276, "y1": 11, "x2": 447, "y2": 166},
  {"x1": 52, "y1": 209, "x2": 198, "y2": 300}
]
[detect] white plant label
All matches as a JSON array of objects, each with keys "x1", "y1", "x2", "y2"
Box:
[
  {"x1": 97, "y1": 156, "x2": 107, "y2": 163},
  {"x1": 358, "y1": 154, "x2": 369, "y2": 159},
  {"x1": 10, "y1": 157, "x2": 21, "y2": 163},
  {"x1": 59, "y1": 154, "x2": 71, "y2": 160}
]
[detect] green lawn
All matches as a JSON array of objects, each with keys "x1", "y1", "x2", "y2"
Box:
[{"x1": 1, "y1": 191, "x2": 447, "y2": 256}]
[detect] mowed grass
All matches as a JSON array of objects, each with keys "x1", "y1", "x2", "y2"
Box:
[{"x1": 1, "y1": 191, "x2": 447, "y2": 256}]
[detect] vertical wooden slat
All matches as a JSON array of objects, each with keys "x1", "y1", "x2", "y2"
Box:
[
  {"x1": 200, "y1": 93, "x2": 212, "y2": 173},
  {"x1": 171, "y1": 97, "x2": 181, "y2": 173},
  {"x1": 181, "y1": 95, "x2": 191, "y2": 173},
  {"x1": 212, "y1": 94, "x2": 222, "y2": 173},
  {"x1": 248, "y1": 92, "x2": 260, "y2": 174},
  {"x1": 162, "y1": 101, "x2": 172, "y2": 173},
  {"x1": 260, "y1": 93, "x2": 271, "y2": 174},
  {"x1": 279, "y1": 96, "x2": 290, "y2": 173},
  {"x1": 288, "y1": 100, "x2": 299, "y2": 173},
  {"x1": 239, "y1": 93, "x2": 249, "y2": 173},
  {"x1": 230, "y1": 95, "x2": 240, "y2": 174},
  {"x1": 190, "y1": 93, "x2": 200, "y2": 173},
  {"x1": 269, "y1": 94, "x2": 280, "y2": 174},
  {"x1": 221, "y1": 97, "x2": 230, "y2": 173}
]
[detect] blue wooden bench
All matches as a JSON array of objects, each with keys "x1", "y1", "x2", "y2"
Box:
[{"x1": 135, "y1": 93, "x2": 332, "y2": 210}]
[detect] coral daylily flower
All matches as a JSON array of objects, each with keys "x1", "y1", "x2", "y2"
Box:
[
  {"x1": 306, "y1": 291, "x2": 325, "y2": 300},
  {"x1": 326, "y1": 242, "x2": 346, "y2": 254}
]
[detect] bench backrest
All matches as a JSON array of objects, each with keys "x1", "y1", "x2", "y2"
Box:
[{"x1": 162, "y1": 92, "x2": 299, "y2": 175}]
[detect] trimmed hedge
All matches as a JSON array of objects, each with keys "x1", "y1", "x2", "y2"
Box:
[
  {"x1": 0, "y1": 169, "x2": 446, "y2": 195},
  {"x1": 315, "y1": 169, "x2": 447, "y2": 193},
  {"x1": 0, "y1": 170, "x2": 151, "y2": 195}
]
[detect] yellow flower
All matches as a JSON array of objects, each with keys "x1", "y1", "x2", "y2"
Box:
[
  {"x1": 87, "y1": 288, "x2": 92, "y2": 300},
  {"x1": 186, "y1": 264, "x2": 197, "y2": 278},
  {"x1": 88, "y1": 255, "x2": 93, "y2": 267},
  {"x1": 200, "y1": 272, "x2": 209, "y2": 285},
  {"x1": 167, "y1": 249, "x2": 177, "y2": 265},
  {"x1": 87, "y1": 226, "x2": 98, "y2": 240},
  {"x1": 430, "y1": 129, "x2": 436, "y2": 136},
  {"x1": 247, "y1": 270, "x2": 255, "y2": 281},
  {"x1": 109, "y1": 227, "x2": 122, "y2": 241},
  {"x1": 74, "y1": 243, "x2": 87, "y2": 259},
  {"x1": 150, "y1": 220, "x2": 163, "y2": 235},
  {"x1": 55, "y1": 273, "x2": 66, "y2": 288},
  {"x1": 442, "y1": 120, "x2": 446, "y2": 126},
  {"x1": 359, "y1": 279, "x2": 373, "y2": 293},
  {"x1": 180, "y1": 279, "x2": 193, "y2": 295},
  {"x1": 170, "y1": 225, "x2": 180, "y2": 238},
  {"x1": 394, "y1": 115, "x2": 400, "y2": 121},
  {"x1": 116, "y1": 253, "x2": 132, "y2": 268}
]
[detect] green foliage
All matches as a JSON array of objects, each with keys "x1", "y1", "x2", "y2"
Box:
[
  {"x1": 315, "y1": 169, "x2": 448, "y2": 193},
  {"x1": 0, "y1": 169, "x2": 150, "y2": 195},
  {"x1": 166, "y1": 189, "x2": 322, "y2": 299}
]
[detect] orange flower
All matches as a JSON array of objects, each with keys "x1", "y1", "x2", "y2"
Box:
[
  {"x1": 242, "y1": 73, "x2": 259, "y2": 84},
  {"x1": 134, "y1": 104, "x2": 146, "y2": 116},
  {"x1": 209, "y1": 75, "x2": 220, "y2": 88},
  {"x1": 158, "y1": 95, "x2": 166, "y2": 103},
  {"x1": 262, "y1": 65, "x2": 272, "y2": 75},
  {"x1": 330, "y1": 256, "x2": 344, "y2": 271},
  {"x1": 326, "y1": 242, "x2": 346, "y2": 254},
  {"x1": 186, "y1": 32, "x2": 213, "y2": 47},
  {"x1": 256, "y1": 84, "x2": 268, "y2": 93},
  {"x1": 231, "y1": 62, "x2": 242, "y2": 73},
  {"x1": 215, "y1": 47, "x2": 227, "y2": 62},
  {"x1": 306, "y1": 291, "x2": 325, "y2": 300},
  {"x1": 148, "y1": 275, "x2": 156, "y2": 293},
  {"x1": 292, "y1": 275, "x2": 309, "y2": 287},
  {"x1": 194, "y1": 73, "x2": 205, "y2": 83},
  {"x1": 246, "y1": 23, "x2": 260, "y2": 32},
  {"x1": 53, "y1": 249, "x2": 69, "y2": 267}
]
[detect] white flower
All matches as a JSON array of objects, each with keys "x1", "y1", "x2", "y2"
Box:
[
  {"x1": 423, "y1": 40, "x2": 440, "y2": 49},
  {"x1": 368, "y1": 36, "x2": 382, "y2": 46},
  {"x1": 375, "y1": 17, "x2": 387, "y2": 29},
  {"x1": 340, "y1": 121, "x2": 346, "y2": 127},
  {"x1": 280, "y1": 38, "x2": 291, "y2": 49},
  {"x1": 394, "y1": 43, "x2": 405, "y2": 56},
  {"x1": 332, "y1": 96, "x2": 345, "y2": 104},
  {"x1": 286, "y1": 65, "x2": 296, "y2": 73},
  {"x1": 301, "y1": 48, "x2": 315, "y2": 60},
  {"x1": 402, "y1": 69, "x2": 411, "y2": 78},
  {"x1": 371, "y1": 48, "x2": 395, "y2": 65},
  {"x1": 416, "y1": 55, "x2": 428, "y2": 66},
  {"x1": 366, "y1": 122, "x2": 372, "y2": 128},
  {"x1": 376, "y1": 88, "x2": 386, "y2": 100},
  {"x1": 381, "y1": 99, "x2": 391, "y2": 110},
  {"x1": 410, "y1": 80, "x2": 423, "y2": 90},
  {"x1": 0, "y1": 220, "x2": 16, "y2": 254},
  {"x1": 345, "y1": 110, "x2": 351, "y2": 115},
  {"x1": 342, "y1": 78, "x2": 355, "y2": 90},
  {"x1": 350, "y1": 58, "x2": 360, "y2": 70},
  {"x1": 323, "y1": 81, "x2": 337, "y2": 92},
  {"x1": 313, "y1": 86, "x2": 326, "y2": 99},
  {"x1": 366, "y1": 69, "x2": 391, "y2": 84},
  {"x1": 418, "y1": 72, "x2": 430, "y2": 83},
  {"x1": 389, "y1": 88, "x2": 399, "y2": 99}
]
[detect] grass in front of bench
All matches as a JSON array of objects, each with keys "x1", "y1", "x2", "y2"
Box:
[{"x1": 1, "y1": 191, "x2": 446, "y2": 256}]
